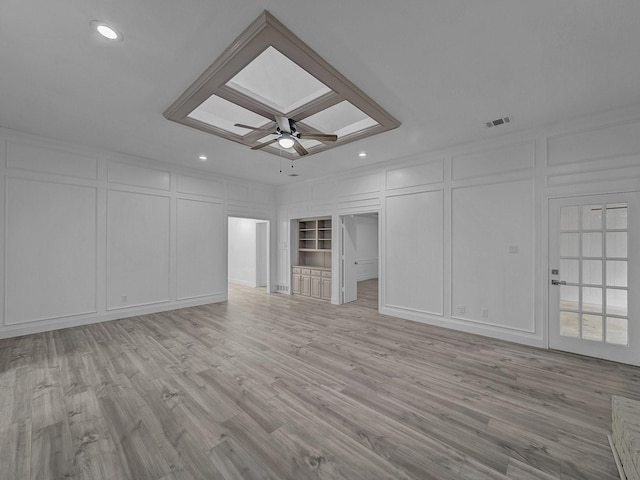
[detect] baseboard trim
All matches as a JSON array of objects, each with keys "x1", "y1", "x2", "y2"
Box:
[
  {"x1": 0, "y1": 293, "x2": 227, "y2": 339},
  {"x1": 357, "y1": 273, "x2": 379, "y2": 281},
  {"x1": 380, "y1": 304, "x2": 544, "y2": 349},
  {"x1": 228, "y1": 279, "x2": 257, "y2": 287}
]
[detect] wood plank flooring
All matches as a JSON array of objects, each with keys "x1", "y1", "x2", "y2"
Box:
[
  {"x1": 1, "y1": 282, "x2": 639, "y2": 479},
  {"x1": 352, "y1": 278, "x2": 378, "y2": 310}
]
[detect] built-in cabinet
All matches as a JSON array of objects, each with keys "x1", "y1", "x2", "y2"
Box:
[
  {"x1": 292, "y1": 266, "x2": 331, "y2": 300},
  {"x1": 292, "y1": 217, "x2": 331, "y2": 301}
]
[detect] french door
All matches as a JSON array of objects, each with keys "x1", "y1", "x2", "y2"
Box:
[{"x1": 549, "y1": 193, "x2": 639, "y2": 365}]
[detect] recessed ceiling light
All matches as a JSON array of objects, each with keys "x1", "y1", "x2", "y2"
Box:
[
  {"x1": 91, "y1": 21, "x2": 122, "y2": 41},
  {"x1": 198, "y1": 155, "x2": 208, "y2": 161},
  {"x1": 358, "y1": 152, "x2": 367, "y2": 158}
]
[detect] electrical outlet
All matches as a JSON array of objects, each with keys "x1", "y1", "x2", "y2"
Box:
[
  {"x1": 481, "y1": 307, "x2": 489, "y2": 317},
  {"x1": 457, "y1": 305, "x2": 466, "y2": 313},
  {"x1": 122, "y1": 295, "x2": 127, "y2": 302},
  {"x1": 509, "y1": 245, "x2": 519, "y2": 254}
]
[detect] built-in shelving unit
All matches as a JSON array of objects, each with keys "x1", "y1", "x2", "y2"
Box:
[
  {"x1": 317, "y1": 218, "x2": 332, "y2": 251},
  {"x1": 293, "y1": 217, "x2": 332, "y2": 301},
  {"x1": 298, "y1": 218, "x2": 332, "y2": 251}
]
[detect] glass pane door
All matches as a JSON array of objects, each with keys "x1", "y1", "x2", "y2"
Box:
[{"x1": 549, "y1": 194, "x2": 638, "y2": 365}]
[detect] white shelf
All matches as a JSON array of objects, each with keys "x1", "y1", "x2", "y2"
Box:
[{"x1": 297, "y1": 217, "x2": 331, "y2": 252}]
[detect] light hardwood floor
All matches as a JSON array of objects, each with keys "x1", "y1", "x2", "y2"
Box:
[
  {"x1": 1, "y1": 282, "x2": 639, "y2": 480},
  {"x1": 352, "y1": 278, "x2": 378, "y2": 310}
]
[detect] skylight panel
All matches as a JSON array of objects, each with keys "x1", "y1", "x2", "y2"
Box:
[
  {"x1": 302, "y1": 101, "x2": 379, "y2": 138},
  {"x1": 188, "y1": 95, "x2": 270, "y2": 136},
  {"x1": 226, "y1": 47, "x2": 332, "y2": 114}
]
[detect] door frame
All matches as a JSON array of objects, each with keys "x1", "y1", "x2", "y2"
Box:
[
  {"x1": 337, "y1": 210, "x2": 380, "y2": 306},
  {"x1": 227, "y1": 215, "x2": 272, "y2": 293},
  {"x1": 340, "y1": 214, "x2": 358, "y2": 304},
  {"x1": 255, "y1": 221, "x2": 268, "y2": 287}
]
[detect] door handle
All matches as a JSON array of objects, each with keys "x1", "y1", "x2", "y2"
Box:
[{"x1": 551, "y1": 280, "x2": 567, "y2": 286}]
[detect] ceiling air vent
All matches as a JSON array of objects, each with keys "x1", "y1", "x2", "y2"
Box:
[{"x1": 485, "y1": 116, "x2": 511, "y2": 128}]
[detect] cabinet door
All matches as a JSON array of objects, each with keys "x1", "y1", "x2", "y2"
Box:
[
  {"x1": 311, "y1": 276, "x2": 322, "y2": 298},
  {"x1": 321, "y1": 278, "x2": 332, "y2": 301},
  {"x1": 301, "y1": 275, "x2": 311, "y2": 296},
  {"x1": 292, "y1": 273, "x2": 301, "y2": 294}
]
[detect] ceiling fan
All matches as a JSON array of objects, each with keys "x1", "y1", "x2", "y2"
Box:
[{"x1": 235, "y1": 115, "x2": 337, "y2": 156}]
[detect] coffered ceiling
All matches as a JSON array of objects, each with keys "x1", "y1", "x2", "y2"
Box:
[
  {"x1": 164, "y1": 12, "x2": 400, "y2": 159},
  {"x1": 1, "y1": 1, "x2": 640, "y2": 184}
]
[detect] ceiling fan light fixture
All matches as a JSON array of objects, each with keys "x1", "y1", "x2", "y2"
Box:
[{"x1": 278, "y1": 133, "x2": 295, "y2": 149}]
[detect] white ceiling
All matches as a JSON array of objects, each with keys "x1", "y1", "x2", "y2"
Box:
[{"x1": 2, "y1": 1, "x2": 640, "y2": 185}]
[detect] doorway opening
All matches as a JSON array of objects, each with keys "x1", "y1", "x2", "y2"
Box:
[
  {"x1": 340, "y1": 212, "x2": 379, "y2": 309},
  {"x1": 227, "y1": 217, "x2": 270, "y2": 293}
]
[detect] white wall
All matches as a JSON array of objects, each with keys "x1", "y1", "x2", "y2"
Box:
[
  {"x1": 228, "y1": 218, "x2": 258, "y2": 287},
  {"x1": 355, "y1": 214, "x2": 378, "y2": 280},
  {"x1": 228, "y1": 218, "x2": 269, "y2": 287},
  {"x1": 451, "y1": 180, "x2": 534, "y2": 332},
  {"x1": 6, "y1": 179, "x2": 98, "y2": 324},
  {"x1": 275, "y1": 104, "x2": 640, "y2": 348},
  {"x1": 0, "y1": 128, "x2": 276, "y2": 338},
  {"x1": 385, "y1": 190, "x2": 443, "y2": 315}
]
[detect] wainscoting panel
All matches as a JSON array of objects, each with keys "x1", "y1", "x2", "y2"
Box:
[
  {"x1": 310, "y1": 180, "x2": 336, "y2": 203},
  {"x1": 384, "y1": 190, "x2": 443, "y2": 315},
  {"x1": 548, "y1": 120, "x2": 640, "y2": 166},
  {"x1": 339, "y1": 173, "x2": 381, "y2": 198},
  {"x1": 227, "y1": 183, "x2": 250, "y2": 202},
  {"x1": 107, "y1": 161, "x2": 170, "y2": 191},
  {"x1": 106, "y1": 190, "x2": 171, "y2": 310},
  {"x1": 286, "y1": 183, "x2": 310, "y2": 204},
  {"x1": 385, "y1": 159, "x2": 444, "y2": 190},
  {"x1": 356, "y1": 259, "x2": 378, "y2": 281},
  {"x1": 176, "y1": 199, "x2": 225, "y2": 300},
  {"x1": 252, "y1": 187, "x2": 275, "y2": 206},
  {"x1": 452, "y1": 141, "x2": 535, "y2": 181},
  {"x1": 337, "y1": 196, "x2": 381, "y2": 211},
  {"x1": 6, "y1": 139, "x2": 98, "y2": 179},
  {"x1": 5, "y1": 177, "x2": 97, "y2": 324},
  {"x1": 547, "y1": 162, "x2": 640, "y2": 187},
  {"x1": 451, "y1": 179, "x2": 535, "y2": 332},
  {"x1": 176, "y1": 174, "x2": 224, "y2": 199}
]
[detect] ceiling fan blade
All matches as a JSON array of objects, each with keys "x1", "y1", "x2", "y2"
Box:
[
  {"x1": 298, "y1": 133, "x2": 338, "y2": 142},
  {"x1": 275, "y1": 116, "x2": 291, "y2": 134},
  {"x1": 250, "y1": 138, "x2": 278, "y2": 150},
  {"x1": 234, "y1": 123, "x2": 273, "y2": 132},
  {"x1": 292, "y1": 138, "x2": 309, "y2": 156}
]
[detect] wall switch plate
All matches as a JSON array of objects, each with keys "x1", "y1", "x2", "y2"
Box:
[
  {"x1": 481, "y1": 307, "x2": 489, "y2": 317},
  {"x1": 457, "y1": 305, "x2": 466, "y2": 313},
  {"x1": 122, "y1": 295, "x2": 127, "y2": 302},
  {"x1": 509, "y1": 245, "x2": 519, "y2": 254}
]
